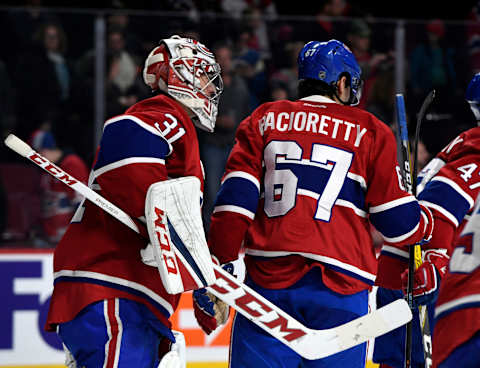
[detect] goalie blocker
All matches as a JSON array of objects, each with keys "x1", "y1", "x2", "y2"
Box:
[{"x1": 143, "y1": 176, "x2": 216, "y2": 294}]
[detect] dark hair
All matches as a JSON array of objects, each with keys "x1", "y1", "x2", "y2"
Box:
[
  {"x1": 33, "y1": 22, "x2": 68, "y2": 54},
  {"x1": 297, "y1": 79, "x2": 335, "y2": 99}
]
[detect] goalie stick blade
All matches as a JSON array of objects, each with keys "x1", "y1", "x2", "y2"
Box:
[{"x1": 208, "y1": 266, "x2": 412, "y2": 360}]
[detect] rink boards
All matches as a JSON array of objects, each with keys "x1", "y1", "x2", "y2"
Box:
[{"x1": 0, "y1": 250, "x2": 378, "y2": 368}]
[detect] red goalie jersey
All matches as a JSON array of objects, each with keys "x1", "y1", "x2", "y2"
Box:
[
  {"x1": 428, "y1": 126, "x2": 480, "y2": 367},
  {"x1": 208, "y1": 95, "x2": 430, "y2": 295},
  {"x1": 46, "y1": 94, "x2": 204, "y2": 333}
]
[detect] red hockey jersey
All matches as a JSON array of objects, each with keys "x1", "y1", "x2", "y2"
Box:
[
  {"x1": 424, "y1": 127, "x2": 480, "y2": 367},
  {"x1": 40, "y1": 153, "x2": 89, "y2": 244},
  {"x1": 46, "y1": 94, "x2": 203, "y2": 332},
  {"x1": 208, "y1": 95, "x2": 429, "y2": 295}
]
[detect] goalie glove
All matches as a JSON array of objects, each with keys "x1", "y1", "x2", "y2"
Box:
[
  {"x1": 401, "y1": 248, "x2": 449, "y2": 306},
  {"x1": 193, "y1": 261, "x2": 234, "y2": 335}
]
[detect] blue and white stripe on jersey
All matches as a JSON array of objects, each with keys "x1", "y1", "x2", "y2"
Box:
[
  {"x1": 417, "y1": 157, "x2": 446, "y2": 193},
  {"x1": 369, "y1": 197, "x2": 420, "y2": 242},
  {"x1": 245, "y1": 248, "x2": 377, "y2": 285},
  {"x1": 213, "y1": 171, "x2": 260, "y2": 220},
  {"x1": 278, "y1": 162, "x2": 366, "y2": 214},
  {"x1": 435, "y1": 294, "x2": 480, "y2": 320},
  {"x1": 379, "y1": 245, "x2": 410, "y2": 262},
  {"x1": 418, "y1": 176, "x2": 474, "y2": 227},
  {"x1": 259, "y1": 162, "x2": 367, "y2": 218},
  {"x1": 94, "y1": 115, "x2": 171, "y2": 176},
  {"x1": 53, "y1": 269, "x2": 174, "y2": 317}
]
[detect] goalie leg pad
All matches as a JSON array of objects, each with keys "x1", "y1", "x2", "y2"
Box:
[
  {"x1": 158, "y1": 330, "x2": 186, "y2": 368},
  {"x1": 145, "y1": 176, "x2": 216, "y2": 294}
]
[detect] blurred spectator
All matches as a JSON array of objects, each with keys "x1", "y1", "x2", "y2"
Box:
[
  {"x1": 234, "y1": 48, "x2": 268, "y2": 108},
  {"x1": 29, "y1": 129, "x2": 88, "y2": 247},
  {"x1": 293, "y1": 0, "x2": 350, "y2": 44},
  {"x1": 1, "y1": 0, "x2": 58, "y2": 68},
  {"x1": 15, "y1": 21, "x2": 72, "y2": 142},
  {"x1": 409, "y1": 19, "x2": 458, "y2": 113},
  {"x1": 416, "y1": 139, "x2": 432, "y2": 170},
  {"x1": 270, "y1": 40, "x2": 303, "y2": 100},
  {"x1": 365, "y1": 57, "x2": 396, "y2": 124},
  {"x1": 199, "y1": 42, "x2": 251, "y2": 228},
  {"x1": 233, "y1": 26, "x2": 255, "y2": 57},
  {"x1": 0, "y1": 59, "x2": 14, "y2": 136},
  {"x1": 346, "y1": 19, "x2": 391, "y2": 109},
  {"x1": 269, "y1": 23, "x2": 294, "y2": 69},
  {"x1": 222, "y1": 0, "x2": 250, "y2": 19},
  {"x1": 105, "y1": 26, "x2": 150, "y2": 117},
  {"x1": 466, "y1": 1, "x2": 480, "y2": 74},
  {"x1": 38, "y1": 22, "x2": 71, "y2": 102},
  {"x1": 107, "y1": 13, "x2": 143, "y2": 58},
  {"x1": 240, "y1": 6, "x2": 272, "y2": 60},
  {"x1": 269, "y1": 80, "x2": 290, "y2": 101},
  {"x1": 0, "y1": 59, "x2": 16, "y2": 163}
]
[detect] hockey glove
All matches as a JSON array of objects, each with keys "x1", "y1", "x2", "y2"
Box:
[
  {"x1": 401, "y1": 248, "x2": 449, "y2": 306},
  {"x1": 193, "y1": 262, "x2": 234, "y2": 335}
]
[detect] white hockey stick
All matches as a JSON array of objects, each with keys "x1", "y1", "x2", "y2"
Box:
[{"x1": 4, "y1": 134, "x2": 412, "y2": 360}]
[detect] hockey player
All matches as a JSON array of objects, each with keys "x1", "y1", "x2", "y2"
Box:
[
  {"x1": 432, "y1": 73, "x2": 480, "y2": 368},
  {"x1": 193, "y1": 39, "x2": 433, "y2": 367},
  {"x1": 373, "y1": 73, "x2": 480, "y2": 368},
  {"x1": 45, "y1": 35, "x2": 223, "y2": 367}
]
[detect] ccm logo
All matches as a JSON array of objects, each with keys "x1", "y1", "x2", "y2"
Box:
[
  {"x1": 28, "y1": 153, "x2": 77, "y2": 185},
  {"x1": 210, "y1": 270, "x2": 307, "y2": 342},
  {"x1": 154, "y1": 207, "x2": 178, "y2": 274}
]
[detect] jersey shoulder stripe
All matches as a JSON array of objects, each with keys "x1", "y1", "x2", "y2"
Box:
[
  {"x1": 95, "y1": 116, "x2": 171, "y2": 171},
  {"x1": 419, "y1": 177, "x2": 473, "y2": 227}
]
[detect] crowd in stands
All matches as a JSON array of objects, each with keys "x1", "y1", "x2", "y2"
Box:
[{"x1": 0, "y1": 0, "x2": 479, "y2": 247}]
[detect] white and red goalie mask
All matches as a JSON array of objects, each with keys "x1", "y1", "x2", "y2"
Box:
[{"x1": 143, "y1": 35, "x2": 223, "y2": 132}]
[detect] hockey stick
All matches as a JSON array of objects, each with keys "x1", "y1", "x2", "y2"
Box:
[
  {"x1": 412, "y1": 90, "x2": 435, "y2": 368},
  {"x1": 4, "y1": 134, "x2": 413, "y2": 360},
  {"x1": 413, "y1": 90, "x2": 435, "y2": 195},
  {"x1": 395, "y1": 93, "x2": 434, "y2": 368}
]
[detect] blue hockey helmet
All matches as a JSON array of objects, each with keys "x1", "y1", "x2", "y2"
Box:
[
  {"x1": 297, "y1": 39, "x2": 362, "y2": 105},
  {"x1": 466, "y1": 72, "x2": 480, "y2": 121}
]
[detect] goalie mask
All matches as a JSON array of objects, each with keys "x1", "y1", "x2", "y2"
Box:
[{"x1": 143, "y1": 35, "x2": 223, "y2": 132}]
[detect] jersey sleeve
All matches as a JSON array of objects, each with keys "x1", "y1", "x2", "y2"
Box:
[
  {"x1": 93, "y1": 114, "x2": 172, "y2": 219},
  {"x1": 368, "y1": 125, "x2": 431, "y2": 288},
  {"x1": 417, "y1": 131, "x2": 480, "y2": 252},
  {"x1": 419, "y1": 156, "x2": 478, "y2": 229},
  {"x1": 208, "y1": 115, "x2": 263, "y2": 263},
  {"x1": 366, "y1": 124, "x2": 426, "y2": 248}
]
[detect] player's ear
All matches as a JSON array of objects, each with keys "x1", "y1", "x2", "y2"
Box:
[{"x1": 336, "y1": 75, "x2": 350, "y2": 101}]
